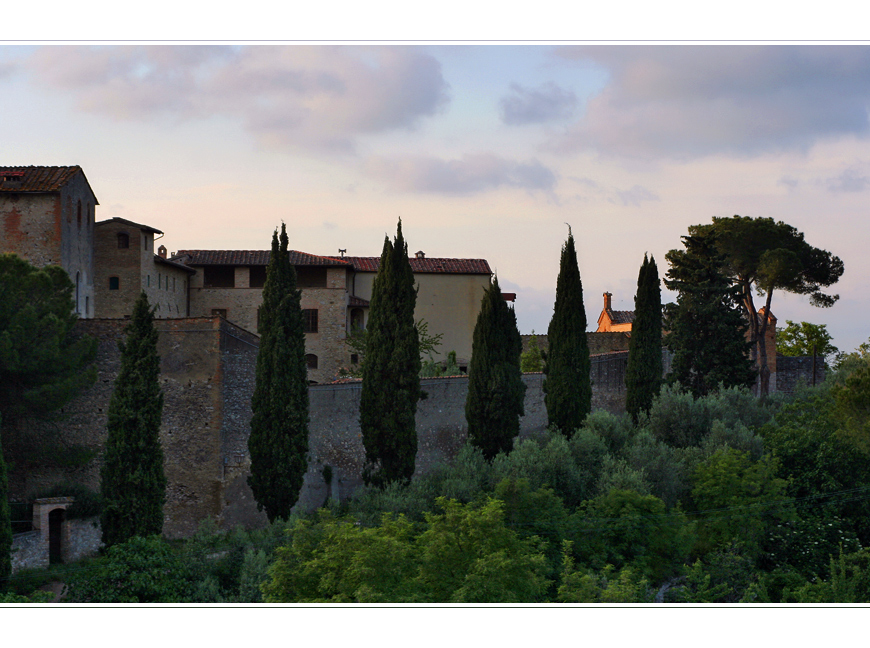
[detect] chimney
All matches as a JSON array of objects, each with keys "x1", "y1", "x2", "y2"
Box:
[
  {"x1": 603, "y1": 292, "x2": 612, "y2": 311},
  {"x1": 415, "y1": 250, "x2": 425, "y2": 259},
  {"x1": 158, "y1": 245, "x2": 167, "y2": 259}
]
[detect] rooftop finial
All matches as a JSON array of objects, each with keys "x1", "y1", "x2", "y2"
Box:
[{"x1": 565, "y1": 222, "x2": 572, "y2": 237}]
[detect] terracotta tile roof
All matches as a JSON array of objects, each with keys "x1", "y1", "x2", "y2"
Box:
[
  {"x1": 174, "y1": 250, "x2": 491, "y2": 274},
  {"x1": 175, "y1": 250, "x2": 352, "y2": 267},
  {"x1": 0, "y1": 166, "x2": 98, "y2": 202},
  {"x1": 346, "y1": 256, "x2": 492, "y2": 274},
  {"x1": 606, "y1": 308, "x2": 635, "y2": 325},
  {"x1": 96, "y1": 217, "x2": 163, "y2": 235},
  {"x1": 348, "y1": 295, "x2": 370, "y2": 307},
  {"x1": 155, "y1": 255, "x2": 195, "y2": 274}
]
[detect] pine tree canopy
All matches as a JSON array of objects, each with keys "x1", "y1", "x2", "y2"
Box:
[
  {"x1": 625, "y1": 254, "x2": 663, "y2": 421},
  {"x1": 664, "y1": 233, "x2": 756, "y2": 398},
  {"x1": 360, "y1": 220, "x2": 421, "y2": 487},
  {"x1": 685, "y1": 216, "x2": 843, "y2": 396},
  {"x1": 544, "y1": 233, "x2": 591, "y2": 436},
  {"x1": 0, "y1": 253, "x2": 96, "y2": 427},
  {"x1": 248, "y1": 224, "x2": 310, "y2": 522},
  {"x1": 100, "y1": 292, "x2": 166, "y2": 547},
  {"x1": 466, "y1": 276, "x2": 526, "y2": 460}
]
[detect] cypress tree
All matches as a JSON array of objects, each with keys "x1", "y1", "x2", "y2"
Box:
[
  {"x1": 625, "y1": 254, "x2": 663, "y2": 421},
  {"x1": 360, "y1": 220, "x2": 421, "y2": 487},
  {"x1": 544, "y1": 232, "x2": 591, "y2": 436},
  {"x1": 100, "y1": 292, "x2": 166, "y2": 547},
  {"x1": 664, "y1": 233, "x2": 756, "y2": 398},
  {"x1": 466, "y1": 277, "x2": 526, "y2": 460},
  {"x1": 248, "y1": 224, "x2": 309, "y2": 522},
  {"x1": 1, "y1": 413, "x2": 11, "y2": 592}
]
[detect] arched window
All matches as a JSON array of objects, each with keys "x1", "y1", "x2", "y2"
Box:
[
  {"x1": 306, "y1": 354, "x2": 318, "y2": 369},
  {"x1": 117, "y1": 232, "x2": 129, "y2": 249}
]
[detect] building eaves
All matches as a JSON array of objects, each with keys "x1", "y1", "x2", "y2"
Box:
[
  {"x1": 96, "y1": 217, "x2": 163, "y2": 235},
  {"x1": 155, "y1": 255, "x2": 196, "y2": 274},
  {"x1": 346, "y1": 256, "x2": 492, "y2": 275},
  {"x1": 606, "y1": 308, "x2": 635, "y2": 325},
  {"x1": 175, "y1": 250, "x2": 353, "y2": 267},
  {"x1": 0, "y1": 165, "x2": 100, "y2": 204}
]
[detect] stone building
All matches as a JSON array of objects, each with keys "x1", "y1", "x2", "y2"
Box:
[
  {"x1": 596, "y1": 291, "x2": 635, "y2": 333},
  {"x1": 175, "y1": 249, "x2": 493, "y2": 383},
  {"x1": 93, "y1": 217, "x2": 194, "y2": 319},
  {"x1": 0, "y1": 166, "x2": 99, "y2": 318}
]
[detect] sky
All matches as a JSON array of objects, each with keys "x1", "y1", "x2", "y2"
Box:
[{"x1": 2, "y1": 42, "x2": 869, "y2": 353}]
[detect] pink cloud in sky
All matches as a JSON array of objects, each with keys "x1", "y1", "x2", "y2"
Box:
[
  {"x1": 25, "y1": 45, "x2": 450, "y2": 153},
  {"x1": 362, "y1": 153, "x2": 557, "y2": 194},
  {"x1": 555, "y1": 45, "x2": 870, "y2": 159}
]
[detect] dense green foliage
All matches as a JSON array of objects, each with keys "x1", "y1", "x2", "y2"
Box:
[
  {"x1": 465, "y1": 277, "x2": 525, "y2": 460},
  {"x1": 664, "y1": 232, "x2": 756, "y2": 397},
  {"x1": 520, "y1": 332, "x2": 544, "y2": 372},
  {"x1": 0, "y1": 413, "x2": 10, "y2": 592},
  {"x1": 776, "y1": 320, "x2": 838, "y2": 365},
  {"x1": 18, "y1": 338, "x2": 870, "y2": 604},
  {"x1": 625, "y1": 254, "x2": 663, "y2": 421},
  {"x1": 0, "y1": 254, "x2": 96, "y2": 469},
  {"x1": 100, "y1": 292, "x2": 166, "y2": 548},
  {"x1": 262, "y1": 498, "x2": 550, "y2": 602},
  {"x1": 681, "y1": 216, "x2": 844, "y2": 396},
  {"x1": 248, "y1": 224, "x2": 310, "y2": 522},
  {"x1": 544, "y1": 233, "x2": 591, "y2": 435},
  {"x1": 360, "y1": 220, "x2": 421, "y2": 487},
  {"x1": 0, "y1": 253, "x2": 97, "y2": 425}
]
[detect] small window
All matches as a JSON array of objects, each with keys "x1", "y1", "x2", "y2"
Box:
[
  {"x1": 77, "y1": 200, "x2": 82, "y2": 228},
  {"x1": 203, "y1": 266, "x2": 235, "y2": 288},
  {"x1": 249, "y1": 266, "x2": 267, "y2": 288},
  {"x1": 306, "y1": 354, "x2": 318, "y2": 369},
  {"x1": 143, "y1": 235, "x2": 148, "y2": 251},
  {"x1": 212, "y1": 309, "x2": 228, "y2": 319},
  {"x1": 158, "y1": 273, "x2": 162, "y2": 290},
  {"x1": 147, "y1": 275, "x2": 150, "y2": 287},
  {"x1": 109, "y1": 276, "x2": 120, "y2": 290},
  {"x1": 303, "y1": 309, "x2": 318, "y2": 333},
  {"x1": 350, "y1": 353, "x2": 359, "y2": 364},
  {"x1": 297, "y1": 267, "x2": 328, "y2": 288},
  {"x1": 117, "y1": 232, "x2": 129, "y2": 249}
]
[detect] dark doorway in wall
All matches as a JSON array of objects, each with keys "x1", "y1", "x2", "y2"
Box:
[{"x1": 49, "y1": 508, "x2": 65, "y2": 564}]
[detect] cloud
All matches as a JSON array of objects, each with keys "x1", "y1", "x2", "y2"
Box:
[
  {"x1": 24, "y1": 46, "x2": 449, "y2": 153},
  {"x1": 499, "y1": 82, "x2": 577, "y2": 125},
  {"x1": 363, "y1": 154, "x2": 557, "y2": 195},
  {"x1": 611, "y1": 185, "x2": 660, "y2": 207},
  {"x1": 827, "y1": 167, "x2": 870, "y2": 192},
  {"x1": 555, "y1": 46, "x2": 870, "y2": 159}
]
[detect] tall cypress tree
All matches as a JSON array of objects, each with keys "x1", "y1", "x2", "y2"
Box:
[
  {"x1": 544, "y1": 232, "x2": 591, "y2": 436},
  {"x1": 100, "y1": 292, "x2": 166, "y2": 547},
  {"x1": 664, "y1": 233, "x2": 756, "y2": 397},
  {"x1": 248, "y1": 224, "x2": 309, "y2": 522},
  {"x1": 466, "y1": 277, "x2": 526, "y2": 460},
  {"x1": 360, "y1": 220, "x2": 421, "y2": 487},
  {"x1": 625, "y1": 254, "x2": 663, "y2": 421},
  {"x1": 0, "y1": 413, "x2": 11, "y2": 592}
]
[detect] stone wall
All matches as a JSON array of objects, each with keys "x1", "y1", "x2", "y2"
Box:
[
  {"x1": 10, "y1": 517, "x2": 102, "y2": 574},
  {"x1": 9, "y1": 315, "x2": 262, "y2": 540},
  {"x1": 10, "y1": 531, "x2": 43, "y2": 573},
  {"x1": 776, "y1": 354, "x2": 827, "y2": 393},
  {"x1": 94, "y1": 220, "x2": 143, "y2": 318}
]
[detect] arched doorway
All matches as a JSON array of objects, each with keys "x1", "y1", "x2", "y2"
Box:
[{"x1": 48, "y1": 508, "x2": 65, "y2": 564}]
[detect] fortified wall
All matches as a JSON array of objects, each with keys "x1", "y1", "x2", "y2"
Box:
[{"x1": 10, "y1": 317, "x2": 817, "y2": 543}]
